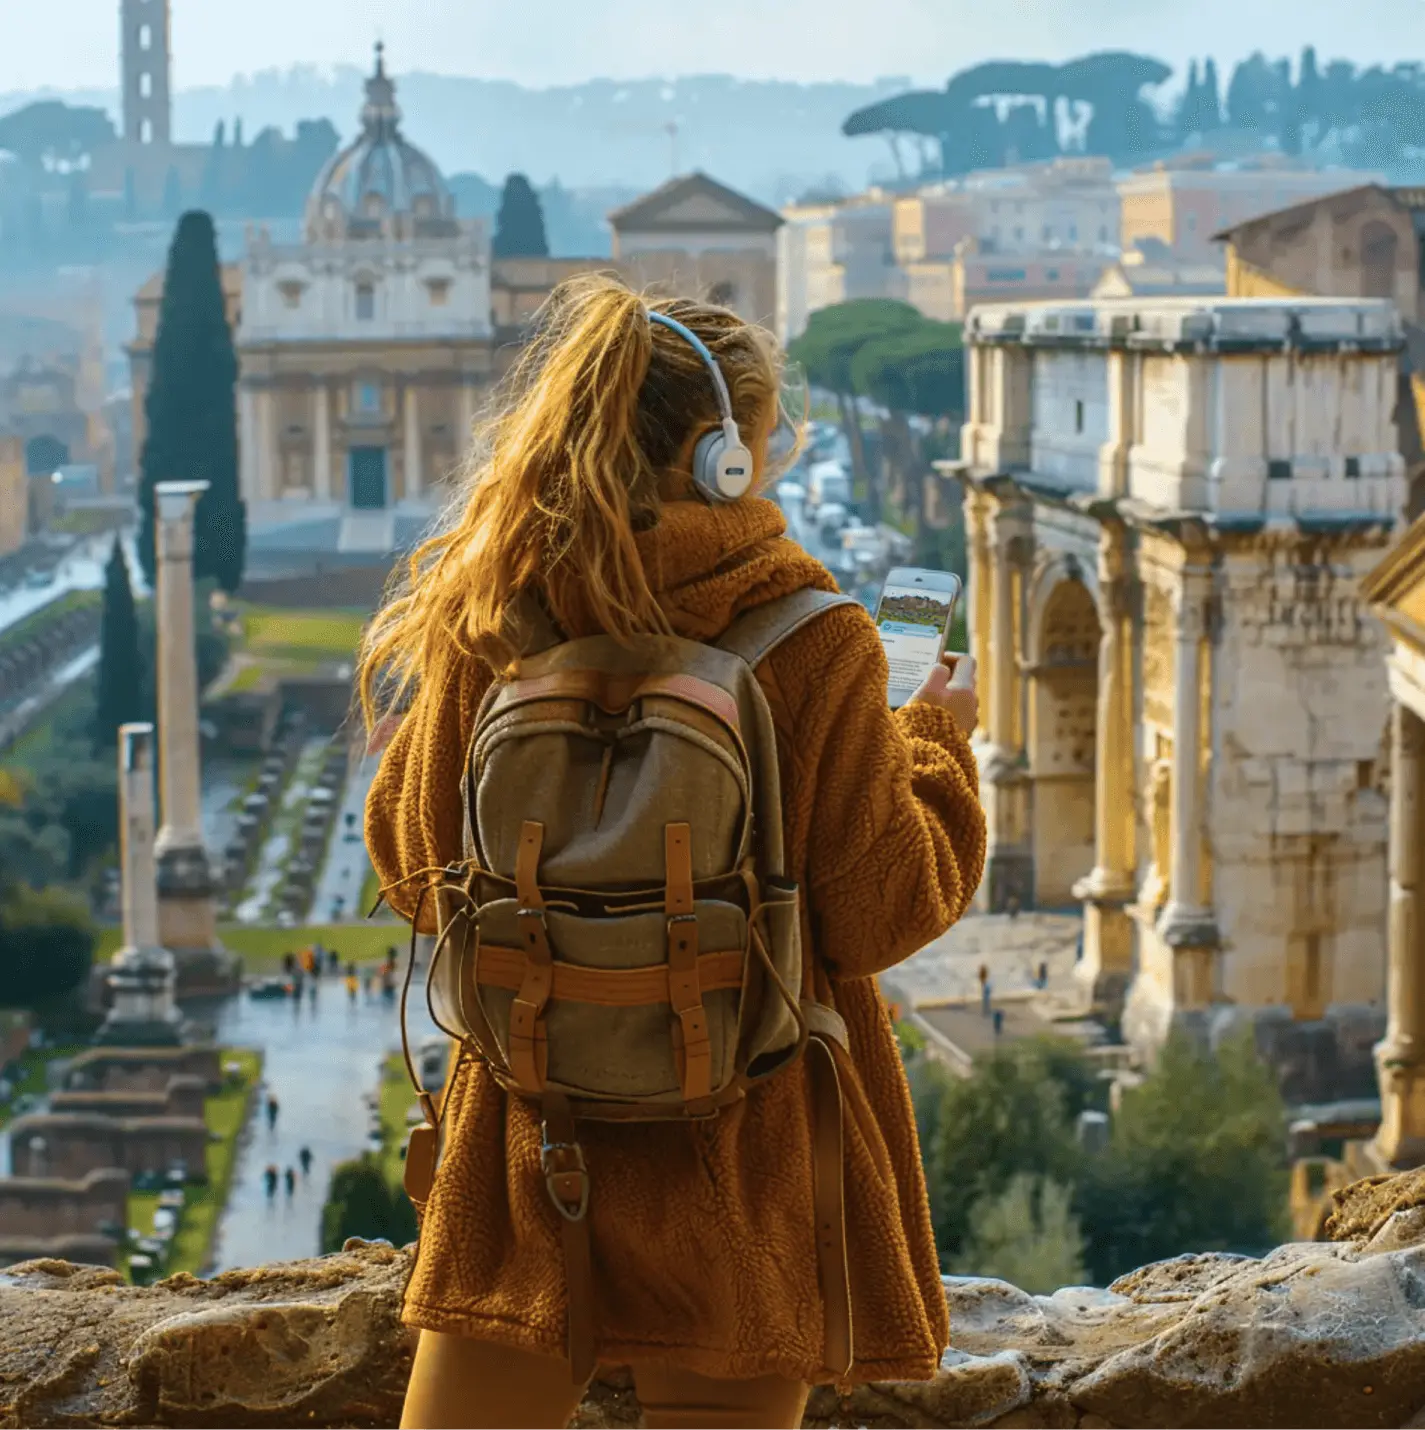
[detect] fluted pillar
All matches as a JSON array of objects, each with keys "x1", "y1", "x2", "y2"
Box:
[
  {"x1": 963, "y1": 485, "x2": 992, "y2": 744},
  {"x1": 403, "y1": 384, "x2": 423, "y2": 497},
  {"x1": 153, "y1": 480, "x2": 217, "y2": 955},
  {"x1": 1375, "y1": 698, "x2": 1425, "y2": 1167},
  {"x1": 1073, "y1": 521, "x2": 1136, "y2": 1008},
  {"x1": 98, "y1": 722, "x2": 182, "y2": 1046},
  {"x1": 1156, "y1": 564, "x2": 1219, "y2": 1000},
  {"x1": 978, "y1": 493, "x2": 1034, "y2": 913},
  {"x1": 238, "y1": 386, "x2": 258, "y2": 504},
  {"x1": 313, "y1": 382, "x2": 332, "y2": 500}
]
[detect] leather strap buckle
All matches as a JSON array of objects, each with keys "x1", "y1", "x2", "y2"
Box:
[{"x1": 540, "y1": 1129, "x2": 590, "y2": 1223}]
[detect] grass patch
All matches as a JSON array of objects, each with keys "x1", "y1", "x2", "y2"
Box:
[
  {"x1": 0, "y1": 1040, "x2": 88, "y2": 1130},
  {"x1": 0, "y1": 589, "x2": 100, "y2": 662},
  {"x1": 224, "y1": 663, "x2": 275, "y2": 695},
  {"x1": 123, "y1": 1047, "x2": 263, "y2": 1282},
  {"x1": 0, "y1": 681, "x2": 94, "y2": 765},
  {"x1": 377, "y1": 1051, "x2": 422, "y2": 1188},
  {"x1": 95, "y1": 922, "x2": 406, "y2": 970},
  {"x1": 238, "y1": 607, "x2": 369, "y2": 666}
]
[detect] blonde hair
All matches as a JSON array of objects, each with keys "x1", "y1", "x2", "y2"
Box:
[{"x1": 357, "y1": 272, "x2": 782, "y2": 729}]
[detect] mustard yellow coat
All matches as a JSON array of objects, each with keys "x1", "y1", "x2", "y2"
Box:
[{"x1": 365, "y1": 497, "x2": 986, "y2": 1385}]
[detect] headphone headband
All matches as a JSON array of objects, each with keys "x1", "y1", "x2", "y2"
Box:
[{"x1": 647, "y1": 307, "x2": 752, "y2": 500}]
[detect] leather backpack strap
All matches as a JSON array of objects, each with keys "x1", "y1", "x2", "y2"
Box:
[{"x1": 715, "y1": 588, "x2": 858, "y2": 671}]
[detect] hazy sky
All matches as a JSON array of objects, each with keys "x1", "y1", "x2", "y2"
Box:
[{"x1": 11, "y1": 0, "x2": 1422, "y2": 94}]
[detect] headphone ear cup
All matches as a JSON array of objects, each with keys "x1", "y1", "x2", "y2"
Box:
[
  {"x1": 715, "y1": 442, "x2": 754, "y2": 499},
  {"x1": 692, "y1": 429, "x2": 729, "y2": 500}
]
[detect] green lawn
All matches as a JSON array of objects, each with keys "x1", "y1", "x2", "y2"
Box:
[
  {"x1": 237, "y1": 606, "x2": 370, "y2": 669},
  {"x1": 377, "y1": 1051, "x2": 423, "y2": 1188},
  {"x1": 0, "y1": 678, "x2": 94, "y2": 765},
  {"x1": 124, "y1": 1047, "x2": 263, "y2": 1282},
  {"x1": 95, "y1": 922, "x2": 408, "y2": 971},
  {"x1": 0, "y1": 589, "x2": 100, "y2": 662}
]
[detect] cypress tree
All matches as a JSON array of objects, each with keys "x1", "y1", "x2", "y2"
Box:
[
  {"x1": 138, "y1": 210, "x2": 247, "y2": 594},
  {"x1": 93, "y1": 537, "x2": 145, "y2": 750},
  {"x1": 492, "y1": 173, "x2": 549, "y2": 258}
]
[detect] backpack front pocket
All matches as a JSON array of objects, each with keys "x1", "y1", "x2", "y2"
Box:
[{"x1": 465, "y1": 898, "x2": 747, "y2": 1105}]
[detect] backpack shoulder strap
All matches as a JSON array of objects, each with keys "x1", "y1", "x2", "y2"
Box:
[{"x1": 715, "y1": 588, "x2": 859, "y2": 670}]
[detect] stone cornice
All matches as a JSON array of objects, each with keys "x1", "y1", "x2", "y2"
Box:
[{"x1": 4, "y1": 1170, "x2": 1425, "y2": 1429}]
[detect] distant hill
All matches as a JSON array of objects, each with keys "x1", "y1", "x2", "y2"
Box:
[{"x1": 0, "y1": 70, "x2": 911, "y2": 204}]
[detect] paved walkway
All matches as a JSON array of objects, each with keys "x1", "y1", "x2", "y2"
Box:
[
  {"x1": 208, "y1": 966, "x2": 442, "y2": 1273},
  {"x1": 231, "y1": 738, "x2": 329, "y2": 923},
  {"x1": 309, "y1": 755, "x2": 377, "y2": 924},
  {"x1": 878, "y1": 911, "x2": 1086, "y2": 1017}
]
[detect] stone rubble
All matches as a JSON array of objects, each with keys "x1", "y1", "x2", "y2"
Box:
[{"x1": 3, "y1": 1170, "x2": 1425, "y2": 1428}]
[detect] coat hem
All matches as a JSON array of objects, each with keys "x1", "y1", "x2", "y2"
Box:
[{"x1": 400, "y1": 1300, "x2": 942, "y2": 1387}]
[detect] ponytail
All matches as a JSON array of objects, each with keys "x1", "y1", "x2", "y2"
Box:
[{"x1": 358, "y1": 272, "x2": 780, "y2": 729}]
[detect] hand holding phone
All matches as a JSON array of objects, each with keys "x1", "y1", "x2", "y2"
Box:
[
  {"x1": 875, "y1": 567, "x2": 964, "y2": 709},
  {"x1": 910, "y1": 653, "x2": 978, "y2": 734}
]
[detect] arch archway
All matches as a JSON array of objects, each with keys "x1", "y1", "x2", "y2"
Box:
[
  {"x1": 24, "y1": 434, "x2": 68, "y2": 476},
  {"x1": 1029, "y1": 577, "x2": 1101, "y2": 907}
]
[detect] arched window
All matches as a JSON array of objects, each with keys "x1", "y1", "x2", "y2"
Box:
[
  {"x1": 138, "y1": 23, "x2": 152, "y2": 49},
  {"x1": 140, "y1": 118, "x2": 153, "y2": 145},
  {"x1": 355, "y1": 282, "x2": 375, "y2": 321},
  {"x1": 1361, "y1": 220, "x2": 1399, "y2": 299},
  {"x1": 139, "y1": 71, "x2": 152, "y2": 98}
]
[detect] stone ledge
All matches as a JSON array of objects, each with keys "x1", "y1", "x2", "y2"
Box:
[{"x1": 3, "y1": 1170, "x2": 1425, "y2": 1429}]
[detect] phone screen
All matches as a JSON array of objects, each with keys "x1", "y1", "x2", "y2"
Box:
[{"x1": 876, "y1": 573, "x2": 962, "y2": 708}]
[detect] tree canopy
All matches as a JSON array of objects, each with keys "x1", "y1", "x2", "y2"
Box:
[
  {"x1": 0, "y1": 101, "x2": 115, "y2": 170},
  {"x1": 137, "y1": 211, "x2": 247, "y2": 593},
  {"x1": 492, "y1": 173, "x2": 550, "y2": 258},
  {"x1": 93, "y1": 538, "x2": 145, "y2": 751}
]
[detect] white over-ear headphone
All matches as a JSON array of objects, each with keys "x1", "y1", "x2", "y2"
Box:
[{"x1": 648, "y1": 309, "x2": 754, "y2": 501}]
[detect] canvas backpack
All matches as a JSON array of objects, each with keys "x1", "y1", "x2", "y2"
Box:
[{"x1": 395, "y1": 584, "x2": 860, "y2": 1385}]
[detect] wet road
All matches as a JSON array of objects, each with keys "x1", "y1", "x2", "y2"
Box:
[{"x1": 207, "y1": 966, "x2": 442, "y2": 1273}]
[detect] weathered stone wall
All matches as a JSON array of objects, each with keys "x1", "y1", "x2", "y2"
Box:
[
  {"x1": 4, "y1": 1171, "x2": 1425, "y2": 1429},
  {"x1": 63, "y1": 1047, "x2": 222, "y2": 1096},
  {"x1": 7, "y1": 1112, "x2": 207, "y2": 1183},
  {"x1": 0, "y1": 1168, "x2": 127, "y2": 1243},
  {"x1": 50, "y1": 1075, "x2": 207, "y2": 1121}
]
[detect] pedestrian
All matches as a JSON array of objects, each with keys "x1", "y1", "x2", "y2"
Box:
[
  {"x1": 299, "y1": 1146, "x2": 313, "y2": 1177},
  {"x1": 1075, "y1": 930, "x2": 1084, "y2": 964},
  {"x1": 263, "y1": 1164, "x2": 278, "y2": 1199},
  {"x1": 308, "y1": 977, "x2": 318, "y2": 1005},
  {"x1": 981, "y1": 978, "x2": 992, "y2": 1016},
  {"x1": 381, "y1": 973, "x2": 395, "y2": 1004},
  {"x1": 328, "y1": 947, "x2": 341, "y2": 976},
  {"x1": 362, "y1": 276, "x2": 987, "y2": 1428},
  {"x1": 284, "y1": 1166, "x2": 296, "y2": 1197},
  {"x1": 977, "y1": 962, "x2": 988, "y2": 991},
  {"x1": 992, "y1": 1008, "x2": 1005, "y2": 1038},
  {"x1": 346, "y1": 960, "x2": 357, "y2": 979},
  {"x1": 282, "y1": 951, "x2": 295, "y2": 976},
  {"x1": 265, "y1": 1094, "x2": 279, "y2": 1130},
  {"x1": 1037, "y1": 959, "x2": 1048, "y2": 990},
  {"x1": 346, "y1": 972, "x2": 359, "y2": 1004},
  {"x1": 1007, "y1": 893, "x2": 1021, "y2": 921}
]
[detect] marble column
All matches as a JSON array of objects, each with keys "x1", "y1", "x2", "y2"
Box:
[
  {"x1": 979, "y1": 494, "x2": 1034, "y2": 913},
  {"x1": 153, "y1": 480, "x2": 218, "y2": 956},
  {"x1": 1156, "y1": 564, "x2": 1219, "y2": 993},
  {"x1": 255, "y1": 388, "x2": 278, "y2": 500},
  {"x1": 97, "y1": 722, "x2": 182, "y2": 1046},
  {"x1": 313, "y1": 382, "x2": 332, "y2": 500},
  {"x1": 403, "y1": 384, "x2": 423, "y2": 498},
  {"x1": 1073, "y1": 521, "x2": 1137, "y2": 1008},
  {"x1": 238, "y1": 386, "x2": 258, "y2": 505},
  {"x1": 963, "y1": 486, "x2": 993, "y2": 745},
  {"x1": 1374, "y1": 698, "x2": 1425, "y2": 1167}
]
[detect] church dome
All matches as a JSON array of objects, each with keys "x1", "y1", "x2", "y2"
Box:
[{"x1": 305, "y1": 44, "x2": 456, "y2": 241}]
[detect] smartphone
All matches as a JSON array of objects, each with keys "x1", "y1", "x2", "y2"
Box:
[{"x1": 874, "y1": 567, "x2": 964, "y2": 709}]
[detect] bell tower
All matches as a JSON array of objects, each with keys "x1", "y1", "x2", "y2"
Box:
[{"x1": 120, "y1": 0, "x2": 172, "y2": 147}]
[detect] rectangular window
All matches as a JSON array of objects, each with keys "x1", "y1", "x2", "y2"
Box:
[
  {"x1": 355, "y1": 382, "x2": 381, "y2": 415},
  {"x1": 1345, "y1": 456, "x2": 1361, "y2": 479},
  {"x1": 1268, "y1": 459, "x2": 1293, "y2": 481},
  {"x1": 986, "y1": 268, "x2": 1028, "y2": 282},
  {"x1": 355, "y1": 283, "x2": 375, "y2": 321},
  {"x1": 1074, "y1": 399, "x2": 1085, "y2": 434}
]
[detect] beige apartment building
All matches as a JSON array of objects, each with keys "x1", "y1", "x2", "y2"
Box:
[
  {"x1": 776, "y1": 193, "x2": 901, "y2": 342},
  {"x1": 1119, "y1": 156, "x2": 1378, "y2": 263},
  {"x1": 0, "y1": 435, "x2": 26, "y2": 557}
]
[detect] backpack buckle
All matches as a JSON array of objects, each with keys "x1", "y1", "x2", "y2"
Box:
[
  {"x1": 517, "y1": 906, "x2": 548, "y2": 922},
  {"x1": 540, "y1": 1129, "x2": 590, "y2": 1222}
]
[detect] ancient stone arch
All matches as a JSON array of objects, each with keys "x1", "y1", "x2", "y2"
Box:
[{"x1": 1028, "y1": 575, "x2": 1102, "y2": 907}]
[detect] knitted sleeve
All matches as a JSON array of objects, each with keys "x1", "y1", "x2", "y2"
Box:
[
  {"x1": 364, "y1": 655, "x2": 494, "y2": 933},
  {"x1": 773, "y1": 602, "x2": 986, "y2": 983}
]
